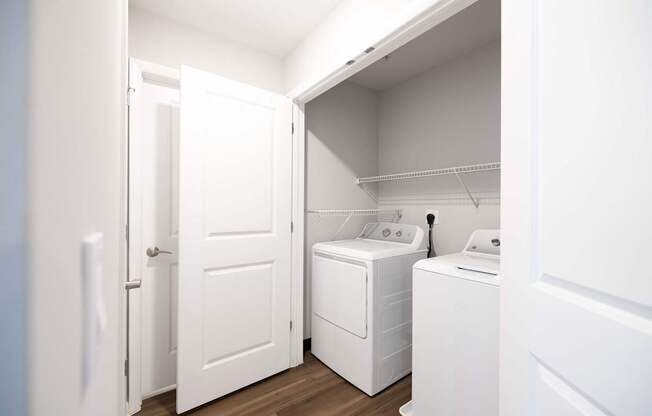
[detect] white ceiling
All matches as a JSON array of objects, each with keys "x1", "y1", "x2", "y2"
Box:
[
  {"x1": 129, "y1": 0, "x2": 343, "y2": 57},
  {"x1": 349, "y1": 0, "x2": 500, "y2": 91}
]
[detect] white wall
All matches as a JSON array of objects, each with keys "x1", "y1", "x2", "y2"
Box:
[
  {"x1": 0, "y1": 0, "x2": 27, "y2": 413},
  {"x1": 304, "y1": 81, "x2": 378, "y2": 338},
  {"x1": 27, "y1": 0, "x2": 126, "y2": 414},
  {"x1": 377, "y1": 40, "x2": 501, "y2": 254},
  {"x1": 129, "y1": 7, "x2": 283, "y2": 93}
]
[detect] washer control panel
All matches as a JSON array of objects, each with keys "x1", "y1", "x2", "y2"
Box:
[{"x1": 357, "y1": 222, "x2": 424, "y2": 246}]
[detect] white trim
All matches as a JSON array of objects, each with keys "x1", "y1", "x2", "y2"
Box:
[
  {"x1": 119, "y1": 2, "x2": 129, "y2": 414},
  {"x1": 290, "y1": 102, "x2": 306, "y2": 366},
  {"x1": 126, "y1": 58, "x2": 144, "y2": 416},
  {"x1": 142, "y1": 384, "x2": 176, "y2": 400}
]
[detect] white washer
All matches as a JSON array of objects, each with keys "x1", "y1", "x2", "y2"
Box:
[
  {"x1": 399, "y1": 229, "x2": 500, "y2": 416},
  {"x1": 311, "y1": 222, "x2": 426, "y2": 396}
]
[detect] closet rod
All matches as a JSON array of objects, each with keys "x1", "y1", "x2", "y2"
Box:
[{"x1": 355, "y1": 162, "x2": 501, "y2": 184}]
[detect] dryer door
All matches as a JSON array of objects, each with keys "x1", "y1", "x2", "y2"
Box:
[{"x1": 312, "y1": 254, "x2": 367, "y2": 338}]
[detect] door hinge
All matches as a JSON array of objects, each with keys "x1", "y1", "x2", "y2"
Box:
[
  {"x1": 124, "y1": 359, "x2": 129, "y2": 377},
  {"x1": 127, "y1": 87, "x2": 135, "y2": 107},
  {"x1": 291, "y1": 122, "x2": 294, "y2": 134},
  {"x1": 125, "y1": 223, "x2": 129, "y2": 241},
  {"x1": 291, "y1": 221, "x2": 294, "y2": 233},
  {"x1": 290, "y1": 320, "x2": 293, "y2": 331}
]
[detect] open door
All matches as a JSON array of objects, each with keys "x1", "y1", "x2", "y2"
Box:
[
  {"x1": 501, "y1": 1, "x2": 652, "y2": 415},
  {"x1": 177, "y1": 66, "x2": 293, "y2": 413}
]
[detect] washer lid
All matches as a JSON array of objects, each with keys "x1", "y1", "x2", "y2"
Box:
[
  {"x1": 414, "y1": 253, "x2": 500, "y2": 286},
  {"x1": 313, "y1": 239, "x2": 426, "y2": 260}
]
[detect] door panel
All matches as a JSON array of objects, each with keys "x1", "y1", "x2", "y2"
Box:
[
  {"x1": 201, "y1": 95, "x2": 276, "y2": 236},
  {"x1": 533, "y1": 364, "x2": 606, "y2": 416},
  {"x1": 538, "y1": 1, "x2": 652, "y2": 306},
  {"x1": 501, "y1": 1, "x2": 652, "y2": 415},
  {"x1": 531, "y1": 282, "x2": 651, "y2": 414},
  {"x1": 177, "y1": 66, "x2": 292, "y2": 413},
  {"x1": 202, "y1": 262, "x2": 275, "y2": 366}
]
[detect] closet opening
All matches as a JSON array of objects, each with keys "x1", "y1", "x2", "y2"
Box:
[{"x1": 301, "y1": 0, "x2": 500, "y2": 407}]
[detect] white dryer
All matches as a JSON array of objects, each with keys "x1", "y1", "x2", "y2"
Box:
[
  {"x1": 400, "y1": 229, "x2": 500, "y2": 416},
  {"x1": 311, "y1": 222, "x2": 426, "y2": 396}
]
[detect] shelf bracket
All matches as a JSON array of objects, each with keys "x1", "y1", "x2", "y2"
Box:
[
  {"x1": 332, "y1": 213, "x2": 354, "y2": 240},
  {"x1": 454, "y1": 171, "x2": 479, "y2": 208}
]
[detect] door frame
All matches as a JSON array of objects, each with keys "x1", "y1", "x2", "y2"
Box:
[
  {"x1": 126, "y1": 59, "x2": 180, "y2": 415},
  {"x1": 287, "y1": 0, "x2": 482, "y2": 356}
]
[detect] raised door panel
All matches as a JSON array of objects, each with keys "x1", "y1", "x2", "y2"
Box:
[
  {"x1": 538, "y1": 1, "x2": 652, "y2": 306},
  {"x1": 201, "y1": 263, "x2": 275, "y2": 367},
  {"x1": 201, "y1": 93, "x2": 276, "y2": 237},
  {"x1": 501, "y1": 1, "x2": 652, "y2": 415}
]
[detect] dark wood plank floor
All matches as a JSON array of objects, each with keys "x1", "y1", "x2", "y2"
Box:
[{"x1": 137, "y1": 352, "x2": 411, "y2": 416}]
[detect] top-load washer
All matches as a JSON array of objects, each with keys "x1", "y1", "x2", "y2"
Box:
[
  {"x1": 399, "y1": 229, "x2": 500, "y2": 416},
  {"x1": 311, "y1": 222, "x2": 426, "y2": 396}
]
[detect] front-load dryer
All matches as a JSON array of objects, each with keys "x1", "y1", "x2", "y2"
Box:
[
  {"x1": 399, "y1": 229, "x2": 500, "y2": 416},
  {"x1": 311, "y1": 222, "x2": 426, "y2": 396}
]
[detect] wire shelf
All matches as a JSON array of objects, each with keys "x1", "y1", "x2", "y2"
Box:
[
  {"x1": 306, "y1": 209, "x2": 402, "y2": 240},
  {"x1": 306, "y1": 209, "x2": 401, "y2": 217},
  {"x1": 355, "y1": 162, "x2": 501, "y2": 184}
]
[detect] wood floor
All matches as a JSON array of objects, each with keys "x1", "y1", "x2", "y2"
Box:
[{"x1": 137, "y1": 352, "x2": 411, "y2": 416}]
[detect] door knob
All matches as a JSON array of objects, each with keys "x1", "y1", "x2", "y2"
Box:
[{"x1": 146, "y1": 246, "x2": 173, "y2": 257}]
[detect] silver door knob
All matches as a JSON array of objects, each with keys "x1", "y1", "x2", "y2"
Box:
[{"x1": 146, "y1": 246, "x2": 173, "y2": 257}]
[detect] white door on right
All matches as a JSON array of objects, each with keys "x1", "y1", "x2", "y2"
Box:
[{"x1": 501, "y1": 1, "x2": 652, "y2": 416}]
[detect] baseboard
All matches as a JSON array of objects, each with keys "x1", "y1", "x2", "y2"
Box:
[{"x1": 142, "y1": 383, "x2": 176, "y2": 400}]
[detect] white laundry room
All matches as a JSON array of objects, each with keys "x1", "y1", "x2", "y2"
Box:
[{"x1": 5, "y1": 0, "x2": 650, "y2": 415}]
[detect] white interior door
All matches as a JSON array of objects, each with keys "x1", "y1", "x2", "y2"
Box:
[
  {"x1": 501, "y1": 1, "x2": 652, "y2": 415},
  {"x1": 177, "y1": 66, "x2": 293, "y2": 413},
  {"x1": 127, "y1": 60, "x2": 181, "y2": 414},
  {"x1": 139, "y1": 80, "x2": 180, "y2": 398}
]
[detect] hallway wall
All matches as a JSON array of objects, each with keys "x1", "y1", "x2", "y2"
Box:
[{"x1": 129, "y1": 7, "x2": 283, "y2": 93}]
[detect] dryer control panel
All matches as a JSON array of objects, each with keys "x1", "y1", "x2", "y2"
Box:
[
  {"x1": 357, "y1": 222, "x2": 425, "y2": 248},
  {"x1": 462, "y1": 229, "x2": 501, "y2": 257}
]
